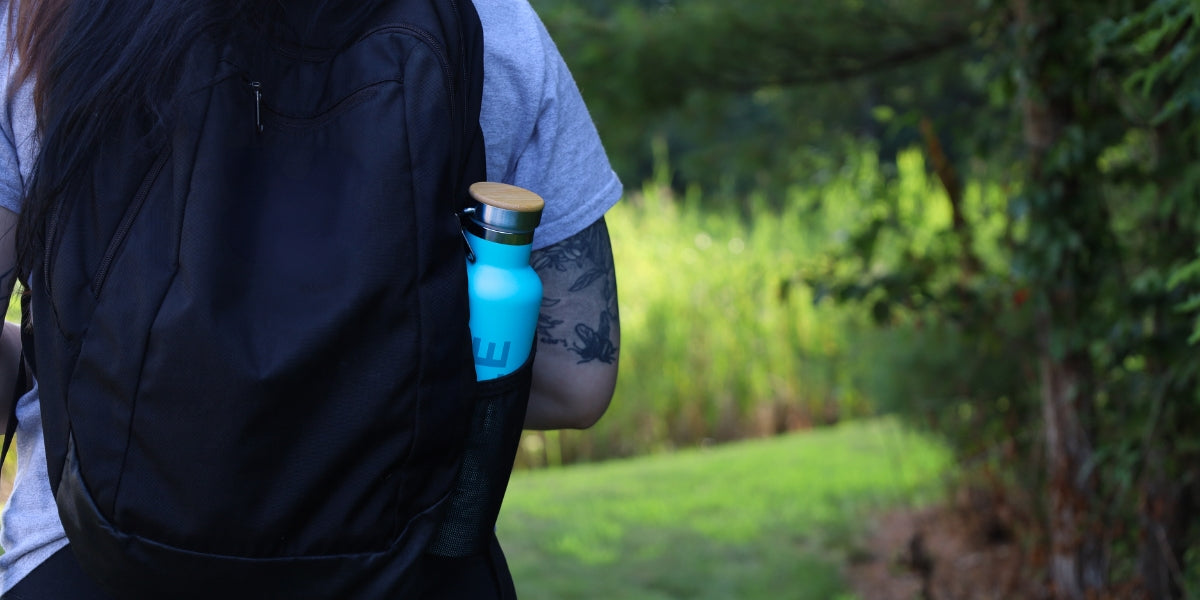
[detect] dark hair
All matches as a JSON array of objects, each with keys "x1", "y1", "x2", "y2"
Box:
[
  {"x1": 6, "y1": 0, "x2": 388, "y2": 286},
  {"x1": 8, "y1": 0, "x2": 231, "y2": 286}
]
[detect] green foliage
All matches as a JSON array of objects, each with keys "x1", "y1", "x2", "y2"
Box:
[
  {"x1": 1095, "y1": 0, "x2": 1200, "y2": 126},
  {"x1": 500, "y1": 418, "x2": 952, "y2": 600},
  {"x1": 802, "y1": 140, "x2": 1043, "y2": 490},
  {"x1": 531, "y1": 0, "x2": 998, "y2": 203},
  {"x1": 538, "y1": 0, "x2": 977, "y2": 108},
  {"x1": 799, "y1": 0, "x2": 1200, "y2": 593},
  {"x1": 563, "y1": 0, "x2": 1200, "y2": 590},
  {"x1": 1022, "y1": 2, "x2": 1200, "y2": 594},
  {"x1": 1106, "y1": 0, "x2": 1200, "y2": 353},
  {"x1": 523, "y1": 147, "x2": 969, "y2": 466}
]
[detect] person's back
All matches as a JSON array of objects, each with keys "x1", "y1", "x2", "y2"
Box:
[{"x1": 0, "y1": 0, "x2": 622, "y2": 597}]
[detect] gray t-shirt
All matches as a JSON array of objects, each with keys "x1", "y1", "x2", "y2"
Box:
[{"x1": 0, "y1": 0, "x2": 621, "y2": 590}]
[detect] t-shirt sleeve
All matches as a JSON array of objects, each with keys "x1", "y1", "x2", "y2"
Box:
[
  {"x1": 0, "y1": 2, "x2": 37, "y2": 215},
  {"x1": 0, "y1": 115, "x2": 21, "y2": 214},
  {"x1": 476, "y1": 0, "x2": 622, "y2": 250}
]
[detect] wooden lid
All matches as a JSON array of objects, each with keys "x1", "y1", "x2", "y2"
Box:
[{"x1": 469, "y1": 182, "x2": 545, "y2": 213}]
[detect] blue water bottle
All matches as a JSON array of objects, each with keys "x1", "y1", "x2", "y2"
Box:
[{"x1": 462, "y1": 182, "x2": 544, "y2": 380}]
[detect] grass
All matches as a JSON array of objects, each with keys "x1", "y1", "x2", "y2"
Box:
[
  {"x1": 534, "y1": 147, "x2": 1013, "y2": 465},
  {"x1": 498, "y1": 418, "x2": 952, "y2": 599}
]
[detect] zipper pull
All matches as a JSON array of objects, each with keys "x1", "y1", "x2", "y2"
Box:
[{"x1": 250, "y1": 81, "x2": 263, "y2": 133}]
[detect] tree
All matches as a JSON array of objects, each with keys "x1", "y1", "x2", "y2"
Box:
[
  {"x1": 1008, "y1": 1, "x2": 1200, "y2": 595},
  {"x1": 538, "y1": 0, "x2": 1200, "y2": 595},
  {"x1": 533, "y1": 0, "x2": 989, "y2": 201}
]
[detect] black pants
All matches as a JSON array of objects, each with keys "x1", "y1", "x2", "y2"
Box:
[
  {"x1": 2, "y1": 546, "x2": 114, "y2": 600},
  {"x1": 3, "y1": 540, "x2": 517, "y2": 599}
]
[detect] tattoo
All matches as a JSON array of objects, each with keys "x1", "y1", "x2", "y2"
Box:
[
  {"x1": 537, "y1": 298, "x2": 565, "y2": 343},
  {"x1": 573, "y1": 311, "x2": 617, "y2": 364},
  {"x1": 531, "y1": 218, "x2": 619, "y2": 364}
]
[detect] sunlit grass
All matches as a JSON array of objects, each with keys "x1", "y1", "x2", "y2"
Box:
[
  {"x1": 499, "y1": 148, "x2": 1008, "y2": 595},
  {"x1": 500, "y1": 417, "x2": 952, "y2": 599},
  {"x1": 527, "y1": 147, "x2": 1015, "y2": 465},
  {"x1": 569, "y1": 176, "x2": 872, "y2": 461}
]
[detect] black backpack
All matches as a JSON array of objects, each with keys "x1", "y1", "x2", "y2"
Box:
[{"x1": 21, "y1": 0, "x2": 531, "y2": 597}]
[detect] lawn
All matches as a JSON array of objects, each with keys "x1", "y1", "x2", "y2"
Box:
[{"x1": 498, "y1": 418, "x2": 952, "y2": 599}]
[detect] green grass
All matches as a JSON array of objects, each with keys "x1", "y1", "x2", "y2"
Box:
[
  {"x1": 536, "y1": 147, "x2": 1014, "y2": 464},
  {"x1": 498, "y1": 418, "x2": 952, "y2": 599}
]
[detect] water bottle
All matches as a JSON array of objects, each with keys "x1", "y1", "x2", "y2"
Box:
[{"x1": 462, "y1": 182, "x2": 544, "y2": 380}]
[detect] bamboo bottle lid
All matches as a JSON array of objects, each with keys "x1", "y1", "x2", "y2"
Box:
[
  {"x1": 464, "y1": 182, "x2": 544, "y2": 245},
  {"x1": 469, "y1": 182, "x2": 545, "y2": 215}
]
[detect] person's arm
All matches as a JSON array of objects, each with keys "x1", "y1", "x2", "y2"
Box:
[
  {"x1": 0, "y1": 207, "x2": 21, "y2": 431},
  {"x1": 525, "y1": 216, "x2": 619, "y2": 430}
]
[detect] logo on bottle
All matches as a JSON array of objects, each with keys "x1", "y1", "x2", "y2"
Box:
[{"x1": 472, "y1": 336, "x2": 511, "y2": 369}]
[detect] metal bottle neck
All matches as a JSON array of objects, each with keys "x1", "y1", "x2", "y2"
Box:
[
  {"x1": 462, "y1": 216, "x2": 535, "y2": 246},
  {"x1": 461, "y1": 203, "x2": 540, "y2": 246}
]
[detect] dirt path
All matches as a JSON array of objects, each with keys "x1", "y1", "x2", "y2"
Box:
[{"x1": 847, "y1": 502, "x2": 1044, "y2": 600}]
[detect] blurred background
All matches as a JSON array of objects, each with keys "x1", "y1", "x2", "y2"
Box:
[
  {"x1": 497, "y1": 0, "x2": 1200, "y2": 598},
  {"x1": 3, "y1": 1, "x2": 1198, "y2": 598}
]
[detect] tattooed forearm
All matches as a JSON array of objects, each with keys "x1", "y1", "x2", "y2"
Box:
[{"x1": 531, "y1": 218, "x2": 619, "y2": 365}]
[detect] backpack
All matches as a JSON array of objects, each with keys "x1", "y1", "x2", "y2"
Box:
[{"x1": 21, "y1": 0, "x2": 532, "y2": 597}]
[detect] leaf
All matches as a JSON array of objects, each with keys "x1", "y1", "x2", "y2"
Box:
[
  {"x1": 1132, "y1": 21, "x2": 1173, "y2": 56},
  {"x1": 871, "y1": 299, "x2": 892, "y2": 325},
  {"x1": 1168, "y1": 257, "x2": 1200, "y2": 288},
  {"x1": 569, "y1": 269, "x2": 607, "y2": 292},
  {"x1": 1175, "y1": 293, "x2": 1200, "y2": 313},
  {"x1": 810, "y1": 283, "x2": 830, "y2": 306}
]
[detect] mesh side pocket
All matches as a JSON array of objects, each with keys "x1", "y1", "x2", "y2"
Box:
[{"x1": 428, "y1": 347, "x2": 534, "y2": 557}]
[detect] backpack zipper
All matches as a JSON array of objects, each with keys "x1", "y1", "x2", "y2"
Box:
[
  {"x1": 250, "y1": 81, "x2": 264, "y2": 134},
  {"x1": 247, "y1": 25, "x2": 453, "y2": 131},
  {"x1": 446, "y1": 0, "x2": 471, "y2": 140},
  {"x1": 363, "y1": 23, "x2": 455, "y2": 117}
]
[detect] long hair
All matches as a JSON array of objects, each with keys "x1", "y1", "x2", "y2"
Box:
[{"x1": 6, "y1": 0, "x2": 388, "y2": 287}]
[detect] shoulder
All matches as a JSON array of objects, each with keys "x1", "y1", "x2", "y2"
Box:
[
  {"x1": 473, "y1": 0, "x2": 622, "y2": 249},
  {"x1": 474, "y1": 0, "x2": 550, "y2": 54},
  {"x1": 474, "y1": 0, "x2": 555, "y2": 114}
]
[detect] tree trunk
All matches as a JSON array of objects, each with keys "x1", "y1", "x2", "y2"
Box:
[
  {"x1": 1138, "y1": 320, "x2": 1187, "y2": 600},
  {"x1": 1012, "y1": 1, "x2": 1108, "y2": 596},
  {"x1": 1138, "y1": 456, "x2": 1177, "y2": 599},
  {"x1": 1038, "y1": 346, "x2": 1105, "y2": 598}
]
